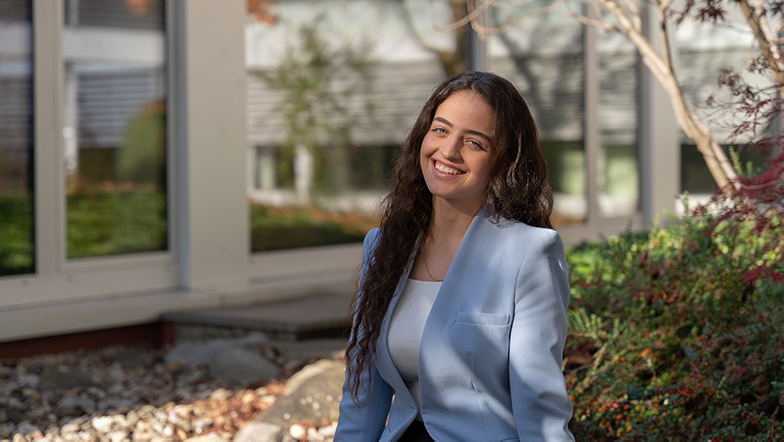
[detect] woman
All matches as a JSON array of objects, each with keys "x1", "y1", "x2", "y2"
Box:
[{"x1": 335, "y1": 72, "x2": 574, "y2": 441}]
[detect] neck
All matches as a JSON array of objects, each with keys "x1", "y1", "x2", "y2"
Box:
[{"x1": 428, "y1": 197, "x2": 483, "y2": 244}]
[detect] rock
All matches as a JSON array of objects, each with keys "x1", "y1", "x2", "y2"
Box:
[
  {"x1": 208, "y1": 347, "x2": 279, "y2": 386},
  {"x1": 165, "y1": 333, "x2": 271, "y2": 368},
  {"x1": 0, "y1": 365, "x2": 14, "y2": 378},
  {"x1": 185, "y1": 434, "x2": 230, "y2": 442},
  {"x1": 245, "y1": 360, "x2": 344, "y2": 431},
  {"x1": 289, "y1": 423, "x2": 306, "y2": 439},
  {"x1": 17, "y1": 373, "x2": 40, "y2": 389},
  {"x1": 111, "y1": 348, "x2": 159, "y2": 368},
  {"x1": 56, "y1": 396, "x2": 96, "y2": 417},
  {"x1": 234, "y1": 422, "x2": 296, "y2": 442},
  {"x1": 307, "y1": 426, "x2": 324, "y2": 441},
  {"x1": 60, "y1": 418, "x2": 84, "y2": 435},
  {"x1": 318, "y1": 423, "x2": 336, "y2": 438},
  {"x1": 38, "y1": 370, "x2": 93, "y2": 391},
  {"x1": 91, "y1": 415, "x2": 114, "y2": 433},
  {"x1": 165, "y1": 341, "x2": 224, "y2": 367},
  {"x1": 273, "y1": 339, "x2": 347, "y2": 362},
  {"x1": 2, "y1": 339, "x2": 343, "y2": 442},
  {"x1": 15, "y1": 421, "x2": 40, "y2": 435},
  {"x1": 236, "y1": 332, "x2": 271, "y2": 348},
  {"x1": 108, "y1": 429, "x2": 129, "y2": 442}
]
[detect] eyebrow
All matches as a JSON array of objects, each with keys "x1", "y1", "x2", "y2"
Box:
[{"x1": 433, "y1": 116, "x2": 492, "y2": 142}]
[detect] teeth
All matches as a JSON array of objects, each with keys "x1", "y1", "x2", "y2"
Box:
[{"x1": 434, "y1": 161, "x2": 462, "y2": 175}]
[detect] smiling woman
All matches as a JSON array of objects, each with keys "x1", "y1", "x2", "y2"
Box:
[
  {"x1": 419, "y1": 91, "x2": 496, "y2": 217},
  {"x1": 336, "y1": 72, "x2": 574, "y2": 441}
]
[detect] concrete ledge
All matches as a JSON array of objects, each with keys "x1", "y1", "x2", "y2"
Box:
[
  {"x1": 0, "y1": 268, "x2": 357, "y2": 344},
  {"x1": 162, "y1": 292, "x2": 353, "y2": 340},
  {"x1": 0, "y1": 288, "x2": 220, "y2": 343}
]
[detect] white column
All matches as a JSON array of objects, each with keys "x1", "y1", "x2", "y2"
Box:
[
  {"x1": 639, "y1": 2, "x2": 679, "y2": 228},
  {"x1": 174, "y1": 0, "x2": 249, "y2": 290},
  {"x1": 294, "y1": 144, "x2": 313, "y2": 205},
  {"x1": 62, "y1": 62, "x2": 78, "y2": 178}
]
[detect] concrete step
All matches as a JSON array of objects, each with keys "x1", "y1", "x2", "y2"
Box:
[{"x1": 161, "y1": 292, "x2": 354, "y2": 341}]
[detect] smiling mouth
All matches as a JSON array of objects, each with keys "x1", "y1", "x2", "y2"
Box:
[{"x1": 433, "y1": 160, "x2": 465, "y2": 175}]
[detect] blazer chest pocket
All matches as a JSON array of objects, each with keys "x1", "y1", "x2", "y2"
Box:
[{"x1": 456, "y1": 311, "x2": 510, "y2": 326}]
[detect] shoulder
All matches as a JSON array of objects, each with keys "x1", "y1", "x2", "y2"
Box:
[
  {"x1": 363, "y1": 228, "x2": 381, "y2": 249},
  {"x1": 480, "y1": 215, "x2": 562, "y2": 250},
  {"x1": 361, "y1": 228, "x2": 381, "y2": 261}
]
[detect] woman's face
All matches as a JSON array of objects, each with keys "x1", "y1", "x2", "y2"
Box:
[{"x1": 420, "y1": 91, "x2": 496, "y2": 212}]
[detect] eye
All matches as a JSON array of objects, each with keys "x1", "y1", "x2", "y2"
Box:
[
  {"x1": 467, "y1": 139, "x2": 486, "y2": 151},
  {"x1": 432, "y1": 127, "x2": 448, "y2": 135}
]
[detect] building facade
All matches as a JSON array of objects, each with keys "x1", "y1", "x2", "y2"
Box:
[{"x1": 0, "y1": 0, "x2": 758, "y2": 343}]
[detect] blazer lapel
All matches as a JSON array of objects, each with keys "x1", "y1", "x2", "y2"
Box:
[
  {"x1": 374, "y1": 236, "x2": 421, "y2": 408},
  {"x1": 374, "y1": 207, "x2": 490, "y2": 409}
]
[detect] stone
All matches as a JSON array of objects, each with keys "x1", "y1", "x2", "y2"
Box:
[
  {"x1": 184, "y1": 434, "x2": 230, "y2": 442},
  {"x1": 108, "y1": 429, "x2": 129, "y2": 442},
  {"x1": 234, "y1": 421, "x2": 296, "y2": 442},
  {"x1": 207, "y1": 347, "x2": 279, "y2": 386},
  {"x1": 16, "y1": 421, "x2": 40, "y2": 435},
  {"x1": 318, "y1": 423, "x2": 336, "y2": 438},
  {"x1": 164, "y1": 333, "x2": 268, "y2": 367},
  {"x1": 288, "y1": 423, "x2": 306, "y2": 439},
  {"x1": 91, "y1": 415, "x2": 114, "y2": 433},
  {"x1": 247, "y1": 360, "x2": 345, "y2": 431},
  {"x1": 273, "y1": 339, "x2": 347, "y2": 362},
  {"x1": 165, "y1": 341, "x2": 224, "y2": 367},
  {"x1": 18, "y1": 373, "x2": 40, "y2": 389},
  {"x1": 56, "y1": 396, "x2": 95, "y2": 417},
  {"x1": 38, "y1": 370, "x2": 93, "y2": 392},
  {"x1": 2, "y1": 339, "x2": 344, "y2": 442},
  {"x1": 306, "y1": 426, "x2": 322, "y2": 441},
  {"x1": 111, "y1": 348, "x2": 159, "y2": 368}
]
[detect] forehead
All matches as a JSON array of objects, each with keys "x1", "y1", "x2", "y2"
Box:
[{"x1": 434, "y1": 91, "x2": 495, "y2": 136}]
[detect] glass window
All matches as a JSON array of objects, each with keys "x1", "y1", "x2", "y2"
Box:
[
  {"x1": 246, "y1": 0, "x2": 445, "y2": 251},
  {"x1": 597, "y1": 32, "x2": 638, "y2": 217},
  {"x1": 675, "y1": 12, "x2": 773, "y2": 200},
  {"x1": 488, "y1": 4, "x2": 585, "y2": 225},
  {"x1": 63, "y1": 0, "x2": 167, "y2": 258},
  {"x1": 0, "y1": 0, "x2": 34, "y2": 276}
]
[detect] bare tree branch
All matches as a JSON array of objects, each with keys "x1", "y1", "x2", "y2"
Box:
[
  {"x1": 737, "y1": 0, "x2": 784, "y2": 97},
  {"x1": 422, "y1": 0, "x2": 743, "y2": 189},
  {"x1": 565, "y1": 7, "x2": 616, "y2": 32}
]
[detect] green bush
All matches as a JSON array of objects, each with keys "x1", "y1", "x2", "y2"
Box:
[
  {"x1": 67, "y1": 190, "x2": 167, "y2": 258},
  {"x1": 249, "y1": 204, "x2": 372, "y2": 252},
  {"x1": 0, "y1": 193, "x2": 34, "y2": 275},
  {"x1": 564, "y1": 202, "x2": 784, "y2": 439}
]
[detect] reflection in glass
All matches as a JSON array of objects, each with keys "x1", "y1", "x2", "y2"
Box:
[
  {"x1": 246, "y1": 0, "x2": 445, "y2": 251},
  {"x1": 489, "y1": 5, "x2": 585, "y2": 225},
  {"x1": 598, "y1": 33, "x2": 638, "y2": 217},
  {"x1": 63, "y1": 0, "x2": 167, "y2": 258},
  {"x1": 0, "y1": 0, "x2": 34, "y2": 276},
  {"x1": 676, "y1": 17, "x2": 772, "y2": 205}
]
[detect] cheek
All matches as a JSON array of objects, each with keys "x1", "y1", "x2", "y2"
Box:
[{"x1": 474, "y1": 154, "x2": 496, "y2": 180}]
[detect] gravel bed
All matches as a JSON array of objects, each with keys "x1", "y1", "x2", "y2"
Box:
[{"x1": 0, "y1": 345, "x2": 340, "y2": 442}]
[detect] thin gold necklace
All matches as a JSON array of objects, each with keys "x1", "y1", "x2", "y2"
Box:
[{"x1": 423, "y1": 245, "x2": 444, "y2": 282}]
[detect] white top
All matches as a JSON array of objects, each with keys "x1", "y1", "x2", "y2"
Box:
[{"x1": 387, "y1": 278, "x2": 441, "y2": 412}]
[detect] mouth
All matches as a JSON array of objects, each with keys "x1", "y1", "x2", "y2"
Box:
[{"x1": 433, "y1": 159, "x2": 465, "y2": 176}]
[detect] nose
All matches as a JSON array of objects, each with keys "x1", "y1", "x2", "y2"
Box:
[{"x1": 439, "y1": 136, "x2": 462, "y2": 160}]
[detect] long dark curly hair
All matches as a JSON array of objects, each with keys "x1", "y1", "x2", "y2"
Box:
[{"x1": 345, "y1": 71, "x2": 554, "y2": 401}]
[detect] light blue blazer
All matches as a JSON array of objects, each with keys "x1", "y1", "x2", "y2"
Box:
[{"x1": 335, "y1": 208, "x2": 574, "y2": 441}]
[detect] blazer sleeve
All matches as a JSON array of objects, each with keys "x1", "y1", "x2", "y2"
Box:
[
  {"x1": 334, "y1": 229, "x2": 394, "y2": 441},
  {"x1": 509, "y1": 230, "x2": 575, "y2": 441}
]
